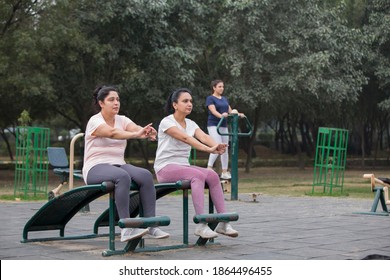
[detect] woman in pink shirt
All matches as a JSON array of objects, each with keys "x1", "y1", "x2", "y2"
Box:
[{"x1": 83, "y1": 85, "x2": 169, "y2": 242}]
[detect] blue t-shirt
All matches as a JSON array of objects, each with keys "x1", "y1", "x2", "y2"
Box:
[{"x1": 206, "y1": 95, "x2": 229, "y2": 127}]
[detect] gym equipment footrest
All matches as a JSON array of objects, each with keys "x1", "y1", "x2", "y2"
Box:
[{"x1": 193, "y1": 212, "x2": 239, "y2": 246}]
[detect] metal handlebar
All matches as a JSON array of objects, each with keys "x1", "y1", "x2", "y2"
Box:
[
  {"x1": 215, "y1": 113, "x2": 253, "y2": 200},
  {"x1": 216, "y1": 114, "x2": 253, "y2": 137},
  {"x1": 69, "y1": 133, "x2": 85, "y2": 189}
]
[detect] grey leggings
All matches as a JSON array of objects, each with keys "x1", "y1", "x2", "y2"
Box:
[{"x1": 86, "y1": 163, "x2": 156, "y2": 219}]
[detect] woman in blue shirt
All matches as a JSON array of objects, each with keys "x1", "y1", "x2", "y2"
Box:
[{"x1": 205, "y1": 80, "x2": 244, "y2": 180}]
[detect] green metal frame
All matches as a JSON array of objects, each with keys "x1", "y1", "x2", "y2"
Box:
[
  {"x1": 354, "y1": 187, "x2": 389, "y2": 216},
  {"x1": 102, "y1": 181, "x2": 236, "y2": 256},
  {"x1": 21, "y1": 182, "x2": 114, "y2": 242},
  {"x1": 312, "y1": 127, "x2": 349, "y2": 194},
  {"x1": 193, "y1": 212, "x2": 239, "y2": 246},
  {"x1": 22, "y1": 179, "x2": 238, "y2": 256},
  {"x1": 14, "y1": 127, "x2": 50, "y2": 198},
  {"x1": 217, "y1": 114, "x2": 253, "y2": 200},
  {"x1": 102, "y1": 181, "x2": 192, "y2": 256}
]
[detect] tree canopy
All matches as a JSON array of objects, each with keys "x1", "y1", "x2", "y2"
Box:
[{"x1": 0, "y1": 0, "x2": 389, "y2": 169}]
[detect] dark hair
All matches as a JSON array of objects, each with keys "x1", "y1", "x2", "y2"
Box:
[
  {"x1": 164, "y1": 88, "x2": 192, "y2": 114},
  {"x1": 93, "y1": 85, "x2": 118, "y2": 110},
  {"x1": 210, "y1": 80, "x2": 223, "y2": 93}
]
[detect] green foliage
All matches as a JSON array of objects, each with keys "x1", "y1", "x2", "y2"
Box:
[
  {"x1": 17, "y1": 110, "x2": 31, "y2": 126},
  {"x1": 365, "y1": 0, "x2": 390, "y2": 93},
  {"x1": 0, "y1": 0, "x2": 53, "y2": 130},
  {"x1": 217, "y1": 0, "x2": 366, "y2": 119},
  {"x1": 0, "y1": 0, "x2": 388, "y2": 163}
]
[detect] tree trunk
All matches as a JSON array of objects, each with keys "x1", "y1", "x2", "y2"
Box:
[
  {"x1": 360, "y1": 124, "x2": 365, "y2": 167},
  {"x1": 291, "y1": 121, "x2": 305, "y2": 169},
  {"x1": 245, "y1": 108, "x2": 259, "y2": 173},
  {"x1": 0, "y1": 129, "x2": 14, "y2": 161}
]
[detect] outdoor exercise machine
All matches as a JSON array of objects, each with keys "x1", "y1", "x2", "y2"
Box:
[
  {"x1": 312, "y1": 127, "x2": 349, "y2": 194},
  {"x1": 355, "y1": 173, "x2": 390, "y2": 216},
  {"x1": 217, "y1": 111, "x2": 253, "y2": 200},
  {"x1": 25, "y1": 133, "x2": 240, "y2": 256},
  {"x1": 22, "y1": 179, "x2": 239, "y2": 256}
]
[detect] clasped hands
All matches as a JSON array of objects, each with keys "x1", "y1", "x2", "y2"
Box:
[
  {"x1": 140, "y1": 123, "x2": 157, "y2": 141},
  {"x1": 211, "y1": 143, "x2": 228, "y2": 154}
]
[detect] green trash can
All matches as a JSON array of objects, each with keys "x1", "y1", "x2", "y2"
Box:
[
  {"x1": 312, "y1": 127, "x2": 348, "y2": 194},
  {"x1": 14, "y1": 127, "x2": 50, "y2": 198}
]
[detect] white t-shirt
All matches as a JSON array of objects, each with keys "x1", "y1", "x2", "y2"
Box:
[
  {"x1": 82, "y1": 112, "x2": 133, "y2": 182},
  {"x1": 154, "y1": 114, "x2": 199, "y2": 173}
]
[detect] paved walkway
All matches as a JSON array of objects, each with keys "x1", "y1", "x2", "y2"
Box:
[{"x1": 1, "y1": 193, "x2": 389, "y2": 260}]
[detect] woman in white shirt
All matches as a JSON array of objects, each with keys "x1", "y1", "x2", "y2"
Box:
[
  {"x1": 154, "y1": 88, "x2": 238, "y2": 239},
  {"x1": 83, "y1": 85, "x2": 169, "y2": 242}
]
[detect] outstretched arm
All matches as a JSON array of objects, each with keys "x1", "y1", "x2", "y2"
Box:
[
  {"x1": 165, "y1": 126, "x2": 226, "y2": 154},
  {"x1": 92, "y1": 122, "x2": 155, "y2": 140},
  {"x1": 126, "y1": 122, "x2": 157, "y2": 141}
]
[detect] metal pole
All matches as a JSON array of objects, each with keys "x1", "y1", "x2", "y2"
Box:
[
  {"x1": 109, "y1": 191, "x2": 116, "y2": 251},
  {"x1": 69, "y1": 132, "x2": 89, "y2": 212},
  {"x1": 69, "y1": 133, "x2": 84, "y2": 189},
  {"x1": 217, "y1": 115, "x2": 252, "y2": 201},
  {"x1": 230, "y1": 114, "x2": 239, "y2": 200}
]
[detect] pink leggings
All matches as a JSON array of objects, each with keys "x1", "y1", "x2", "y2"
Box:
[{"x1": 156, "y1": 164, "x2": 226, "y2": 215}]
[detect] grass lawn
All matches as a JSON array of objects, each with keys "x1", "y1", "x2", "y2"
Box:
[
  {"x1": 234, "y1": 166, "x2": 386, "y2": 199},
  {"x1": 1, "y1": 166, "x2": 388, "y2": 201}
]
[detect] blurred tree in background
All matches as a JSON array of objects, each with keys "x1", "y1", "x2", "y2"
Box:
[{"x1": 0, "y1": 0, "x2": 389, "y2": 171}]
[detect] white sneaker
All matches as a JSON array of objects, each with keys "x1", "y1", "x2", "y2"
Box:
[
  {"x1": 120, "y1": 228, "x2": 149, "y2": 242},
  {"x1": 147, "y1": 227, "x2": 170, "y2": 239},
  {"x1": 194, "y1": 223, "x2": 218, "y2": 239},
  {"x1": 215, "y1": 222, "x2": 238, "y2": 237},
  {"x1": 220, "y1": 171, "x2": 231, "y2": 180}
]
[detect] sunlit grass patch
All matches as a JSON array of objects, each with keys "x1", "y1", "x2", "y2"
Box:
[{"x1": 0, "y1": 194, "x2": 47, "y2": 201}]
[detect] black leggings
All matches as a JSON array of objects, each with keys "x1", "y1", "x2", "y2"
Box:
[{"x1": 86, "y1": 163, "x2": 156, "y2": 219}]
